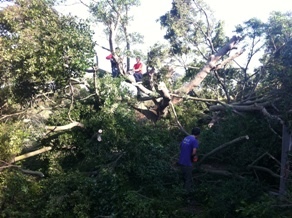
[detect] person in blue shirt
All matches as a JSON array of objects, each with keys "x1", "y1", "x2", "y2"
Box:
[{"x1": 178, "y1": 127, "x2": 200, "y2": 193}]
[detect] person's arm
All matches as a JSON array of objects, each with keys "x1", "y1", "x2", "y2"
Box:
[
  {"x1": 192, "y1": 148, "x2": 197, "y2": 156},
  {"x1": 138, "y1": 63, "x2": 143, "y2": 72},
  {"x1": 191, "y1": 148, "x2": 198, "y2": 162},
  {"x1": 106, "y1": 54, "x2": 113, "y2": 60}
]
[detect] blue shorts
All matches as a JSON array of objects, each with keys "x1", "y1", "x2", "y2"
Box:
[{"x1": 134, "y1": 73, "x2": 142, "y2": 82}]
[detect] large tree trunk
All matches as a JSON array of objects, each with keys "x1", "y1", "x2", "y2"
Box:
[
  {"x1": 126, "y1": 35, "x2": 244, "y2": 122},
  {"x1": 151, "y1": 35, "x2": 243, "y2": 120},
  {"x1": 175, "y1": 35, "x2": 242, "y2": 96}
]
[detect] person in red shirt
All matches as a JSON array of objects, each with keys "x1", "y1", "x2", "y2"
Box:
[{"x1": 133, "y1": 56, "x2": 143, "y2": 82}]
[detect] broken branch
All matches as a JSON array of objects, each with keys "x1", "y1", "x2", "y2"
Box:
[
  {"x1": 199, "y1": 135, "x2": 249, "y2": 163},
  {"x1": 46, "y1": 121, "x2": 84, "y2": 132}
]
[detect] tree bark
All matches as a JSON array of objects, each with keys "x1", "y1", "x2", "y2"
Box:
[
  {"x1": 209, "y1": 102, "x2": 271, "y2": 112},
  {"x1": 175, "y1": 35, "x2": 241, "y2": 95},
  {"x1": 12, "y1": 146, "x2": 52, "y2": 163},
  {"x1": 146, "y1": 35, "x2": 243, "y2": 120},
  {"x1": 45, "y1": 121, "x2": 84, "y2": 132}
]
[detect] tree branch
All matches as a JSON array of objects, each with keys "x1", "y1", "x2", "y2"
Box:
[
  {"x1": 45, "y1": 121, "x2": 84, "y2": 132},
  {"x1": 175, "y1": 35, "x2": 242, "y2": 95},
  {"x1": 248, "y1": 165, "x2": 281, "y2": 178},
  {"x1": 0, "y1": 162, "x2": 45, "y2": 178},
  {"x1": 169, "y1": 102, "x2": 189, "y2": 135},
  {"x1": 12, "y1": 146, "x2": 52, "y2": 163},
  {"x1": 210, "y1": 102, "x2": 284, "y2": 125},
  {"x1": 0, "y1": 110, "x2": 27, "y2": 121},
  {"x1": 213, "y1": 70, "x2": 231, "y2": 103},
  {"x1": 209, "y1": 102, "x2": 271, "y2": 112},
  {"x1": 199, "y1": 135, "x2": 249, "y2": 163},
  {"x1": 171, "y1": 93, "x2": 226, "y2": 104},
  {"x1": 200, "y1": 164, "x2": 244, "y2": 179},
  {"x1": 215, "y1": 48, "x2": 246, "y2": 70}
]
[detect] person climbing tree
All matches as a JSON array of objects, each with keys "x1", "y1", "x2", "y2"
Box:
[
  {"x1": 142, "y1": 67, "x2": 155, "y2": 90},
  {"x1": 106, "y1": 47, "x2": 120, "y2": 77},
  {"x1": 178, "y1": 127, "x2": 200, "y2": 194},
  {"x1": 133, "y1": 56, "x2": 143, "y2": 82}
]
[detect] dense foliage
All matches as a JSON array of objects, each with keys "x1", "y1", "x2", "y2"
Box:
[
  {"x1": 0, "y1": 0, "x2": 291, "y2": 217},
  {"x1": 0, "y1": 0, "x2": 94, "y2": 104}
]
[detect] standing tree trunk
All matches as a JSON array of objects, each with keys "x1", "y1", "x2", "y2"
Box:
[
  {"x1": 127, "y1": 42, "x2": 130, "y2": 72},
  {"x1": 279, "y1": 125, "x2": 292, "y2": 196}
]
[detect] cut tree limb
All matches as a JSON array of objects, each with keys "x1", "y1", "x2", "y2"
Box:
[
  {"x1": 12, "y1": 146, "x2": 52, "y2": 163},
  {"x1": 170, "y1": 93, "x2": 226, "y2": 104},
  {"x1": 248, "y1": 165, "x2": 281, "y2": 178},
  {"x1": 199, "y1": 135, "x2": 249, "y2": 163},
  {"x1": 209, "y1": 102, "x2": 271, "y2": 112},
  {"x1": 210, "y1": 102, "x2": 284, "y2": 124},
  {"x1": 200, "y1": 164, "x2": 244, "y2": 179},
  {"x1": 46, "y1": 121, "x2": 84, "y2": 132}
]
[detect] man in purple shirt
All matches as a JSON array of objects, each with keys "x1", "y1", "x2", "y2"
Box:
[{"x1": 178, "y1": 127, "x2": 200, "y2": 193}]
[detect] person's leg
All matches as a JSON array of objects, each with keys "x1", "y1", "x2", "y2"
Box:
[
  {"x1": 181, "y1": 166, "x2": 193, "y2": 193},
  {"x1": 133, "y1": 73, "x2": 138, "y2": 82},
  {"x1": 134, "y1": 73, "x2": 142, "y2": 82},
  {"x1": 112, "y1": 67, "x2": 119, "y2": 77},
  {"x1": 133, "y1": 73, "x2": 142, "y2": 97}
]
